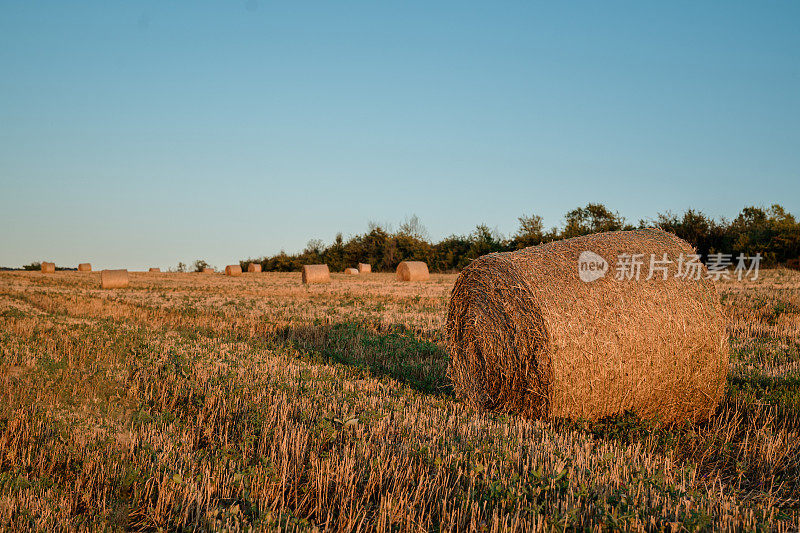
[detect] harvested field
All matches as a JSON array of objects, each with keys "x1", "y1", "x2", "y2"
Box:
[{"x1": 0, "y1": 269, "x2": 799, "y2": 530}]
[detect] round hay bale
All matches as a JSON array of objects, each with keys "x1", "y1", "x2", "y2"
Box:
[
  {"x1": 78, "y1": 263, "x2": 92, "y2": 272},
  {"x1": 396, "y1": 261, "x2": 429, "y2": 282},
  {"x1": 358, "y1": 263, "x2": 372, "y2": 274},
  {"x1": 202, "y1": 268, "x2": 215, "y2": 274},
  {"x1": 225, "y1": 265, "x2": 243, "y2": 277},
  {"x1": 40, "y1": 262, "x2": 55, "y2": 273},
  {"x1": 100, "y1": 269, "x2": 129, "y2": 289},
  {"x1": 344, "y1": 267, "x2": 359, "y2": 275},
  {"x1": 447, "y1": 228, "x2": 728, "y2": 425},
  {"x1": 148, "y1": 267, "x2": 161, "y2": 273},
  {"x1": 302, "y1": 264, "x2": 330, "y2": 284},
  {"x1": 247, "y1": 263, "x2": 262, "y2": 273}
]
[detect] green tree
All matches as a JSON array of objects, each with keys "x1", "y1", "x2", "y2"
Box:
[
  {"x1": 513, "y1": 213, "x2": 545, "y2": 249},
  {"x1": 563, "y1": 204, "x2": 625, "y2": 238},
  {"x1": 192, "y1": 259, "x2": 211, "y2": 272}
]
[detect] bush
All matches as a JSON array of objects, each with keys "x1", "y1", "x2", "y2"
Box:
[{"x1": 239, "y1": 204, "x2": 800, "y2": 273}]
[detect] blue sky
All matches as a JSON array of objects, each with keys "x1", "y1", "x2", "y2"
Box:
[{"x1": 1, "y1": 1, "x2": 798, "y2": 270}]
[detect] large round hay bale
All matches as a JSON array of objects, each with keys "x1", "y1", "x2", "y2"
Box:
[
  {"x1": 78, "y1": 263, "x2": 92, "y2": 272},
  {"x1": 225, "y1": 265, "x2": 242, "y2": 277},
  {"x1": 100, "y1": 269, "x2": 129, "y2": 289},
  {"x1": 302, "y1": 264, "x2": 330, "y2": 284},
  {"x1": 447, "y1": 228, "x2": 728, "y2": 425},
  {"x1": 247, "y1": 263, "x2": 262, "y2": 273},
  {"x1": 148, "y1": 267, "x2": 161, "y2": 273},
  {"x1": 40, "y1": 262, "x2": 55, "y2": 273},
  {"x1": 396, "y1": 261, "x2": 429, "y2": 281},
  {"x1": 344, "y1": 267, "x2": 359, "y2": 275},
  {"x1": 358, "y1": 263, "x2": 372, "y2": 274}
]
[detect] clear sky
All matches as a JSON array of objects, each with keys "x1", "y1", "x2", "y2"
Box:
[{"x1": 1, "y1": 1, "x2": 798, "y2": 270}]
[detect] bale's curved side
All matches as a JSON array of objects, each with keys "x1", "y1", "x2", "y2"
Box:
[
  {"x1": 101, "y1": 269, "x2": 129, "y2": 289},
  {"x1": 358, "y1": 263, "x2": 372, "y2": 274},
  {"x1": 396, "y1": 261, "x2": 429, "y2": 281},
  {"x1": 247, "y1": 263, "x2": 262, "y2": 273},
  {"x1": 447, "y1": 228, "x2": 728, "y2": 425},
  {"x1": 225, "y1": 265, "x2": 242, "y2": 277},
  {"x1": 344, "y1": 268, "x2": 359, "y2": 275},
  {"x1": 302, "y1": 264, "x2": 330, "y2": 284},
  {"x1": 78, "y1": 263, "x2": 92, "y2": 272},
  {"x1": 149, "y1": 268, "x2": 161, "y2": 273},
  {"x1": 41, "y1": 262, "x2": 55, "y2": 273}
]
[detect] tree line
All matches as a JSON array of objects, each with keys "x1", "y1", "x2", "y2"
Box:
[{"x1": 239, "y1": 204, "x2": 800, "y2": 273}]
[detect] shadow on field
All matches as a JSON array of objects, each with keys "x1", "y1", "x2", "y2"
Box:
[{"x1": 272, "y1": 323, "x2": 453, "y2": 396}]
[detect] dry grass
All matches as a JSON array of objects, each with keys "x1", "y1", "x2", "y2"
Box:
[{"x1": 0, "y1": 269, "x2": 798, "y2": 530}]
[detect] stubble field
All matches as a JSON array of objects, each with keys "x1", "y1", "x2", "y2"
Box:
[{"x1": 1, "y1": 269, "x2": 799, "y2": 531}]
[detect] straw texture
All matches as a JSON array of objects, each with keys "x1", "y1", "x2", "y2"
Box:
[
  {"x1": 396, "y1": 261, "x2": 429, "y2": 282},
  {"x1": 247, "y1": 263, "x2": 262, "y2": 273},
  {"x1": 447, "y1": 228, "x2": 728, "y2": 425},
  {"x1": 40, "y1": 262, "x2": 55, "y2": 274},
  {"x1": 100, "y1": 269, "x2": 129, "y2": 289},
  {"x1": 358, "y1": 263, "x2": 372, "y2": 274},
  {"x1": 202, "y1": 268, "x2": 215, "y2": 274},
  {"x1": 78, "y1": 263, "x2": 92, "y2": 272},
  {"x1": 344, "y1": 268, "x2": 359, "y2": 275},
  {"x1": 225, "y1": 265, "x2": 242, "y2": 277},
  {"x1": 302, "y1": 264, "x2": 330, "y2": 284}
]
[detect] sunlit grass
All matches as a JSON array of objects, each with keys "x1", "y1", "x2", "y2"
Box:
[{"x1": 0, "y1": 269, "x2": 798, "y2": 530}]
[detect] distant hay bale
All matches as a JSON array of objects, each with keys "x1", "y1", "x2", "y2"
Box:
[
  {"x1": 225, "y1": 265, "x2": 242, "y2": 277},
  {"x1": 396, "y1": 261, "x2": 429, "y2": 282},
  {"x1": 40, "y1": 262, "x2": 55, "y2": 273},
  {"x1": 148, "y1": 268, "x2": 161, "y2": 273},
  {"x1": 100, "y1": 269, "x2": 129, "y2": 289},
  {"x1": 247, "y1": 263, "x2": 262, "y2": 273},
  {"x1": 302, "y1": 264, "x2": 330, "y2": 284},
  {"x1": 344, "y1": 267, "x2": 359, "y2": 275},
  {"x1": 202, "y1": 268, "x2": 215, "y2": 274},
  {"x1": 447, "y1": 228, "x2": 728, "y2": 425},
  {"x1": 358, "y1": 263, "x2": 372, "y2": 273},
  {"x1": 78, "y1": 263, "x2": 92, "y2": 272}
]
